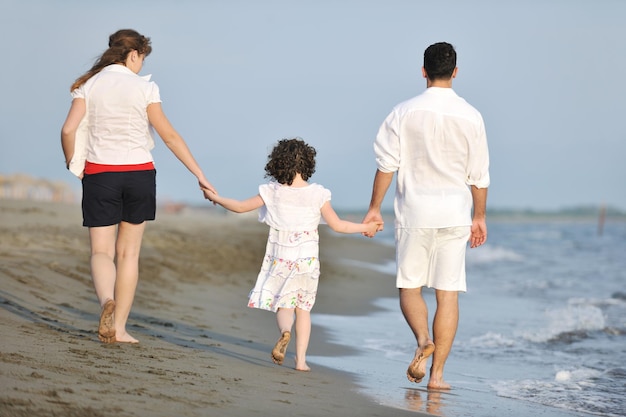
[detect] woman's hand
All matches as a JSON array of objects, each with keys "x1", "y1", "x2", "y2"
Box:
[
  {"x1": 201, "y1": 187, "x2": 219, "y2": 207},
  {"x1": 198, "y1": 178, "x2": 217, "y2": 195}
]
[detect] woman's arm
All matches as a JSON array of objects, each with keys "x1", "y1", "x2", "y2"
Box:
[
  {"x1": 60, "y1": 98, "x2": 86, "y2": 169},
  {"x1": 147, "y1": 102, "x2": 216, "y2": 193}
]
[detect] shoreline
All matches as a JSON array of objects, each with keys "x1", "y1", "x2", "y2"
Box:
[{"x1": 0, "y1": 199, "x2": 425, "y2": 417}]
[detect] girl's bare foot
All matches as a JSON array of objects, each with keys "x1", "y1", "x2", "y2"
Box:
[
  {"x1": 407, "y1": 341, "x2": 435, "y2": 383},
  {"x1": 98, "y1": 300, "x2": 116, "y2": 343},
  {"x1": 271, "y1": 331, "x2": 291, "y2": 365}
]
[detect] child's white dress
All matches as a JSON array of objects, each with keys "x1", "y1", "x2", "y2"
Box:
[{"x1": 248, "y1": 181, "x2": 331, "y2": 312}]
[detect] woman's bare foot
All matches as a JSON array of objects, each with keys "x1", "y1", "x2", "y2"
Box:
[
  {"x1": 295, "y1": 357, "x2": 310, "y2": 372},
  {"x1": 98, "y1": 299, "x2": 116, "y2": 343},
  {"x1": 407, "y1": 341, "x2": 435, "y2": 383},
  {"x1": 271, "y1": 331, "x2": 291, "y2": 365},
  {"x1": 114, "y1": 330, "x2": 139, "y2": 344}
]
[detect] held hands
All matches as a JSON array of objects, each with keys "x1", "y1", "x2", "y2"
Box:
[
  {"x1": 198, "y1": 178, "x2": 216, "y2": 195},
  {"x1": 363, "y1": 221, "x2": 384, "y2": 238},
  {"x1": 201, "y1": 186, "x2": 217, "y2": 203},
  {"x1": 362, "y1": 210, "x2": 384, "y2": 238},
  {"x1": 199, "y1": 178, "x2": 219, "y2": 206}
]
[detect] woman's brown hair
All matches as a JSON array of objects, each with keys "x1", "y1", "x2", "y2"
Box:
[{"x1": 70, "y1": 29, "x2": 152, "y2": 92}]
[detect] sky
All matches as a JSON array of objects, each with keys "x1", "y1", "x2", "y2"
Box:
[{"x1": 1, "y1": 0, "x2": 625, "y2": 211}]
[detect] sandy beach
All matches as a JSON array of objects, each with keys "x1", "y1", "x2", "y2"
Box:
[{"x1": 0, "y1": 198, "x2": 425, "y2": 417}]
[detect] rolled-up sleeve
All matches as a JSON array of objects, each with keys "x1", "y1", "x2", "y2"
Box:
[
  {"x1": 374, "y1": 109, "x2": 401, "y2": 173},
  {"x1": 466, "y1": 117, "x2": 490, "y2": 189}
]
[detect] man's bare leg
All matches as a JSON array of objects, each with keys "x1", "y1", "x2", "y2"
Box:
[
  {"x1": 400, "y1": 288, "x2": 435, "y2": 383},
  {"x1": 428, "y1": 289, "x2": 459, "y2": 389}
]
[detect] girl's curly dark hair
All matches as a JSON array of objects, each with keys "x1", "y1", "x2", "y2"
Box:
[{"x1": 264, "y1": 138, "x2": 316, "y2": 185}]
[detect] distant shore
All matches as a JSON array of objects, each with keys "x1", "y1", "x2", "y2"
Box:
[{"x1": 2, "y1": 172, "x2": 625, "y2": 220}]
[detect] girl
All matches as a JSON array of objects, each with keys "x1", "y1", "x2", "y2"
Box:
[{"x1": 203, "y1": 138, "x2": 380, "y2": 371}]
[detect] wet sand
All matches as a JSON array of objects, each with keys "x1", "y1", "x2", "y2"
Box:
[{"x1": 0, "y1": 199, "x2": 426, "y2": 417}]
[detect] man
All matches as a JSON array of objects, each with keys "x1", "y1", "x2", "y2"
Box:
[{"x1": 362, "y1": 42, "x2": 490, "y2": 389}]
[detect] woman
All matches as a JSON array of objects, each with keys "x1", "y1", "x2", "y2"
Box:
[{"x1": 61, "y1": 29, "x2": 215, "y2": 344}]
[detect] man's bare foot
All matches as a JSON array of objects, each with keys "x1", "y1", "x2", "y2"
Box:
[
  {"x1": 271, "y1": 331, "x2": 291, "y2": 365},
  {"x1": 427, "y1": 378, "x2": 451, "y2": 390},
  {"x1": 295, "y1": 357, "x2": 310, "y2": 372},
  {"x1": 115, "y1": 330, "x2": 139, "y2": 344},
  {"x1": 407, "y1": 342, "x2": 435, "y2": 383},
  {"x1": 98, "y1": 300, "x2": 116, "y2": 343}
]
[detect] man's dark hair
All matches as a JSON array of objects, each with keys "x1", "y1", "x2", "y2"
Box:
[{"x1": 423, "y1": 42, "x2": 457, "y2": 81}]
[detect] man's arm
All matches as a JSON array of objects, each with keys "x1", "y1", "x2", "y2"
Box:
[
  {"x1": 362, "y1": 169, "x2": 394, "y2": 236},
  {"x1": 469, "y1": 185, "x2": 488, "y2": 248}
]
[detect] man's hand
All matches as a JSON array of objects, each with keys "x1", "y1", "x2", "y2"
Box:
[
  {"x1": 362, "y1": 209, "x2": 384, "y2": 238},
  {"x1": 469, "y1": 219, "x2": 487, "y2": 248}
]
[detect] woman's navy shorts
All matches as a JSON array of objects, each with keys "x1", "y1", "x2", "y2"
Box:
[{"x1": 81, "y1": 170, "x2": 156, "y2": 227}]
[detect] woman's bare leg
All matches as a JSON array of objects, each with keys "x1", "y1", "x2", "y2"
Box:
[
  {"x1": 112, "y1": 221, "x2": 145, "y2": 343},
  {"x1": 89, "y1": 225, "x2": 117, "y2": 343}
]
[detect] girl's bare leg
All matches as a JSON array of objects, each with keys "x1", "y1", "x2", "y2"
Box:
[
  {"x1": 294, "y1": 307, "x2": 311, "y2": 371},
  {"x1": 273, "y1": 308, "x2": 295, "y2": 364}
]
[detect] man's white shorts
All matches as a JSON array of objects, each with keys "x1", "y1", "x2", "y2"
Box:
[{"x1": 395, "y1": 226, "x2": 471, "y2": 292}]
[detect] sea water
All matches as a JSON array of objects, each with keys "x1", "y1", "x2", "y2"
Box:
[{"x1": 309, "y1": 218, "x2": 626, "y2": 417}]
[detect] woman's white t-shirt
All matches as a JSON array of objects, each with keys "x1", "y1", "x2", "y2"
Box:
[{"x1": 71, "y1": 64, "x2": 161, "y2": 169}]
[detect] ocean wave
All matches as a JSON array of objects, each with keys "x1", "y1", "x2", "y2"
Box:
[
  {"x1": 554, "y1": 367, "x2": 602, "y2": 382},
  {"x1": 494, "y1": 365, "x2": 625, "y2": 417},
  {"x1": 337, "y1": 258, "x2": 396, "y2": 275},
  {"x1": 361, "y1": 337, "x2": 414, "y2": 361},
  {"x1": 518, "y1": 303, "x2": 606, "y2": 343},
  {"x1": 466, "y1": 331, "x2": 517, "y2": 348},
  {"x1": 466, "y1": 245, "x2": 524, "y2": 264},
  {"x1": 611, "y1": 291, "x2": 626, "y2": 301},
  {"x1": 570, "y1": 296, "x2": 626, "y2": 307}
]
